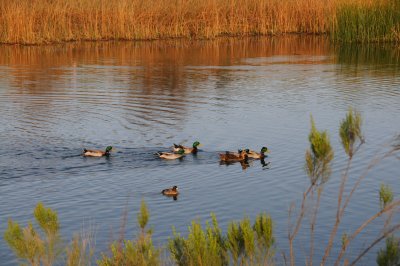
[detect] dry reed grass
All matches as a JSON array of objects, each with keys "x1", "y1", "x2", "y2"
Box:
[{"x1": 0, "y1": 0, "x2": 338, "y2": 44}]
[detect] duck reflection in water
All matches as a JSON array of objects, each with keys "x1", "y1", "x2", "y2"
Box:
[{"x1": 260, "y1": 158, "x2": 271, "y2": 169}]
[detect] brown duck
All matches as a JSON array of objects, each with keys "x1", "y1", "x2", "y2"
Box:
[
  {"x1": 219, "y1": 149, "x2": 248, "y2": 162},
  {"x1": 161, "y1": 186, "x2": 179, "y2": 196}
]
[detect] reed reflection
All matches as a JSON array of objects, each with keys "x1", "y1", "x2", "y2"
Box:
[{"x1": 0, "y1": 36, "x2": 334, "y2": 135}]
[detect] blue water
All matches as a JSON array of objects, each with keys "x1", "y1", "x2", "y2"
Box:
[{"x1": 0, "y1": 37, "x2": 399, "y2": 265}]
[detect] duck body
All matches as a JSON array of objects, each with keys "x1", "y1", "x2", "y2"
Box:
[
  {"x1": 156, "y1": 149, "x2": 185, "y2": 160},
  {"x1": 162, "y1": 186, "x2": 179, "y2": 196},
  {"x1": 83, "y1": 146, "x2": 112, "y2": 157},
  {"x1": 172, "y1": 141, "x2": 201, "y2": 154},
  {"x1": 246, "y1": 147, "x2": 269, "y2": 159},
  {"x1": 219, "y1": 149, "x2": 248, "y2": 162}
]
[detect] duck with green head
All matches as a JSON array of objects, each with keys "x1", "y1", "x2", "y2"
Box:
[
  {"x1": 246, "y1": 146, "x2": 269, "y2": 159},
  {"x1": 83, "y1": 146, "x2": 113, "y2": 157},
  {"x1": 172, "y1": 141, "x2": 201, "y2": 154},
  {"x1": 156, "y1": 149, "x2": 185, "y2": 160}
]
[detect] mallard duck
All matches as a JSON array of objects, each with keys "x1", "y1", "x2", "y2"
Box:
[
  {"x1": 246, "y1": 147, "x2": 269, "y2": 159},
  {"x1": 161, "y1": 186, "x2": 179, "y2": 196},
  {"x1": 219, "y1": 149, "x2": 248, "y2": 162},
  {"x1": 172, "y1": 141, "x2": 201, "y2": 154},
  {"x1": 156, "y1": 149, "x2": 185, "y2": 160},
  {"x1": 83, "y1": 146, "x2": 112, "y2": 157}
]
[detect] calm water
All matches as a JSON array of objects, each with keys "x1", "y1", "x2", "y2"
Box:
[{"x1": 0, "y1": 37, "x2": 399, "y2": 265}]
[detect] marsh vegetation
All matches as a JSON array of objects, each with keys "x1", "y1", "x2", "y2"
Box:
[{"x1": 1, "y1": 0, "x2": 399, "y2": 44}]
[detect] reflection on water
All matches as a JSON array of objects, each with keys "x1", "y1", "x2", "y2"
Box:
[{"x1": 0, "y1": 36, "x2": 399, "y2": 265}]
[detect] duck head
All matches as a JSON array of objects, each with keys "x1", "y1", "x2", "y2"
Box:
[
  {"x1": 105, "y1": 146, "x2": 113, "y2": 154},
  {"x1": 261, "y1": 147, "x2": 269, "y2": 154},
  {"x1": 193, "y1": 141, "x2": 201, "y2": 148}
]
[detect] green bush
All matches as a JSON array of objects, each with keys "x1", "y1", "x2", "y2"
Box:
[
  {"x1": 98, "y1": 200, "x2": 160, "y2": 266},
  {"x1": 377, "y1": 237, "x2": 400, "y2": 266}
]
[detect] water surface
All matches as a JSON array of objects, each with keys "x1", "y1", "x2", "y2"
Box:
[{"x1": 1, "y1": 37, "x2": 399, "y2": 265}]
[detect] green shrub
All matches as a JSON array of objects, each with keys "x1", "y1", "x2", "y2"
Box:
[
  {"x1": 98, "y1": 199, "x2": 160, "y2": 266},
  {"x1": 4, "y1": 202, "x2": 62, "y2": 266},
  {"x1": 377, "y1": 236, "x2": 400, "y2": 266}
]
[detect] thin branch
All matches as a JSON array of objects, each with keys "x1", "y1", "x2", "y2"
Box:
[
  {"x1": 349, "y1": 223, "x2": 400, "y2": 266},
  {"x1": 334, "y1": 200, "x2": 400, "y2": 265},
  {"x1": 289, "y1": 184, "x2": 314, "y2": 266},
  {"x1": 320, "y1": 157, "x2": 352, "y2": 265},
  {"x1": 309, "y1": 188, "x2": 322, "y2": 266}
]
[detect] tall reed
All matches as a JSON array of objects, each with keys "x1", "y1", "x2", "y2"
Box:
[
  {"x1": 332, "y1": 0, "x2": 400, "y2": 42},
  {"x1": 0, "y1": 0, "x2": 335, "y2": 44}
]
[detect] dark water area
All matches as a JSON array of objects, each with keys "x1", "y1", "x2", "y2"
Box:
[{"x1": 0, "y1": 36, "x2": 399, "y2": 265}]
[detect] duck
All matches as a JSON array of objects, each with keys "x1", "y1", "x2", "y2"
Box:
[
  {"x1": 161, "y1": 186, "x2": 179, "y2": 196},
  {"x1": 219, "y1": 149, "x2": 248, "y2": 162},
  {"x1": 156, "y1": 149, "x2": 185, "y2": 160},
  {"x1": 246, "y1": 147, "x2": 269, "y2": 159},
  {"x1": 172, "y1": 141, "x2": 201, "y2": 154},
  {"x1": 82, "y1": 146, "x2": 113, "y2": 157}
]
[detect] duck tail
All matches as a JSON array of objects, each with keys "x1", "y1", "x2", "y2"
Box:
[
  {"x1": 154, "y1": 151, "x2": 163, "y2": 156},
  {"x1": 83, "y1": 148, "x2": 88, "y2": 152},
  {"x1": 173, "y1": 143, "x2": 180, "y2": 148}
]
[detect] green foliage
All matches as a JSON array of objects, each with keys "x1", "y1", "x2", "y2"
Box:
[
  {"x1": 226, "y1": 221, "x2": 243, "y2": 264},
  {"x1": 341, "y1": 233, "x2": 348, "y2": 249},
  {"x1": 339, "y1": 108, "x2": 363, "y2": 158},
  {"x1": 380, "y1": 184, "x2": 394, "y2": 210},
  {"x1": 169, "y1": 216, "x2": 230, "y2": 266},
  {"x1": 169, "y1": 213, "x2": 274, "y2": 266},
  {"x1": 305, "y1": 116, "x2": 334, "y2": 185},
  {"x1": 240, "y1": 217, "x2": 255, "y2": 259},
  {"x1": 333, "y1": 0, "x2": 400, "y2": 43},
  {"x1": 4, "y1": 202, "x2": 61, "y2": 266},
  {"x1": 253, "y1": 213, "x2": 274, "y2": 251},
  {"x1": 66, "y1": 234, "x2": 94, "y2": 266},
  {"x1": 377, "y1": 236, "x2": 400, "y2": 266},
  {"x1": 169, "y1": 228, "x2": 188, "y2": 266},
  {"x1": 98, "y1": 200, "x2": 159, "y2": 266},
  {"x1": 138, "y1": 199, "x2": 149, "y2": 231},
  {"x1": 4, "y1": 220, "x2": 44, "y2": 266},
  {"x1": 33, "y1": 203, "x2": 59, "y2": 236},
  {"x1": 98, "y1": 238, "x2": 159, "y2": 266}
]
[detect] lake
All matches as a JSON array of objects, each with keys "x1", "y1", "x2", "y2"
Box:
[{"x1": 0, "y1": 36, "x2": 399, "y2": 265}]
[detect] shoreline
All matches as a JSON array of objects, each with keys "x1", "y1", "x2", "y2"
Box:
[{"x1": 0, "y1": 32, "x2": 331, "y2": 47}]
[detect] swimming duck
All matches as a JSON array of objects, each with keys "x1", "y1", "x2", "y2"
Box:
[
  {"x1": 82, "y1": 146, "x2": 112, "y2": 157},
  {"x1": 219, "y1": 149, "x2": 248, "y2": 162},
  {"x1": 156, "y1": 149, "x2": 185, "y2": 160},
  {"x1": 246, "y1": 147, "x2": 269, "y2": 159},
  {"x1": 161, "y1": 186, "x2": 179, "y2": 196},
  {"x1": 172, "y1": 141, "x2": 201, "y2": 154}
]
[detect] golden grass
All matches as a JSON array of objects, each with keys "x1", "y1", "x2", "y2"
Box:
[
  {"x1": 0, "y1": 0, "x2": 337, "y2": 44},
  {"x1": 0, "y1": 0, "x2": 397, "y2": 44}
]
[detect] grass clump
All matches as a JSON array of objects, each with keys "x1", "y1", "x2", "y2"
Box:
[
  {"x1": 380, "y1": 183, "x2": 394, "y2": 210},
  {"x1": 333, "y1": 0, "x2": 400, "y2": 43},
  {"x1": 169, "y1": 212, "x2": 274, "y2": 266},
  {"x1": 98, "y1": 199, "x2": 160, "y2": 266},
  {"x1": 377, "y1": 236, "x2": 400, "y2": 266}
]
